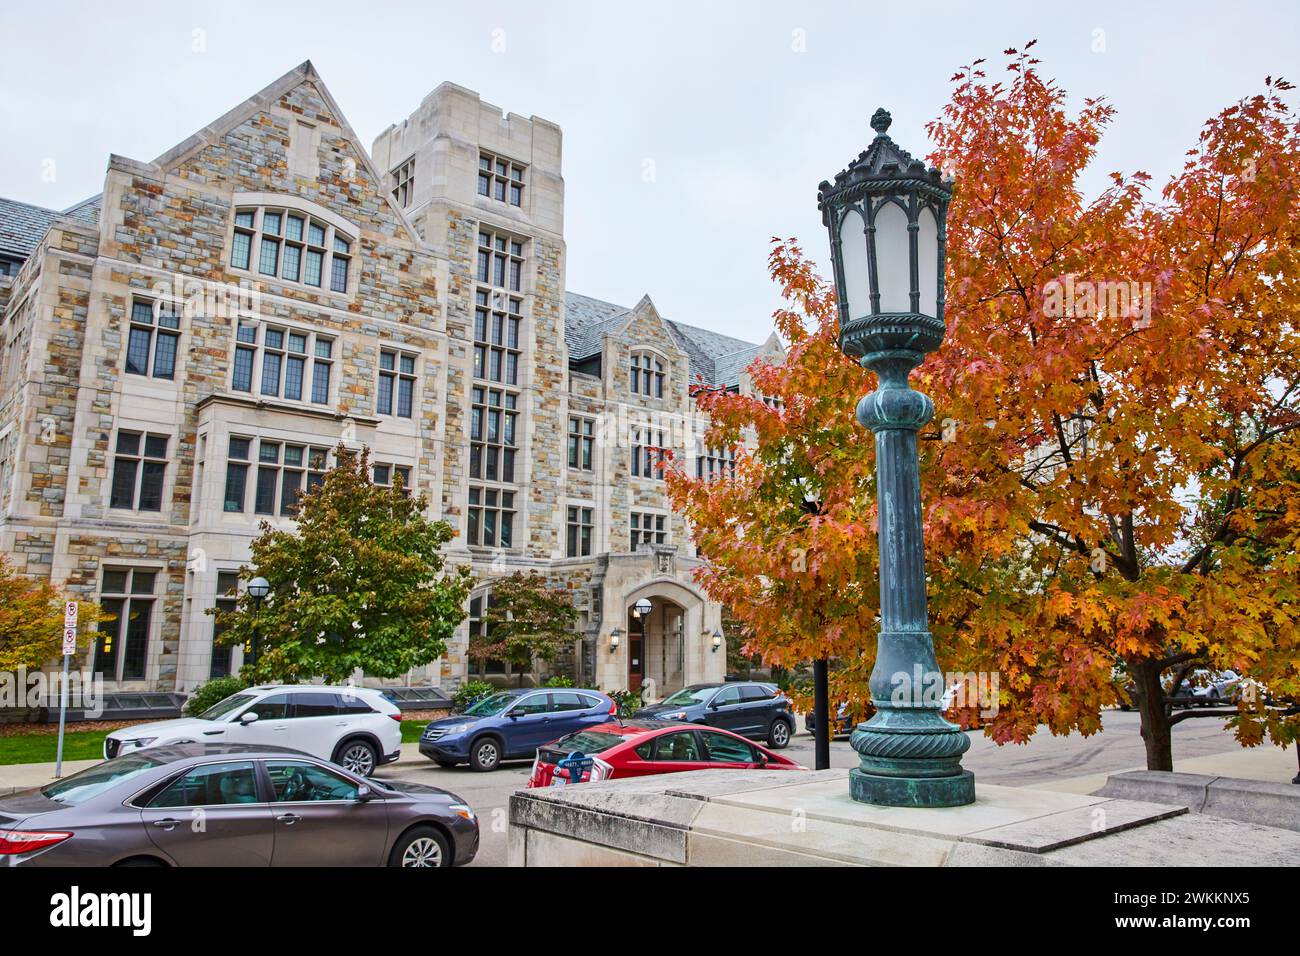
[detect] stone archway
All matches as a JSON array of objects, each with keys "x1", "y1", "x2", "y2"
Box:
[
  {"x1": 626, "y1": 597, "x2": 686, "y2": 696},
  {"x1": 620, "y1": 578, "x2": 714, "y2": 698}
]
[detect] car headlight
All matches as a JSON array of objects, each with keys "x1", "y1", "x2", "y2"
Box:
[
  {"x1": 448, "y1": 803, "x2": 476, "y2": 822},
  {"x1": 443, "y1": 723, "x2": 473, "y2": 735},
  {"x1": 657, "y1": 711, "x2": 687, "y2": 721},
  {"x1": 127, "y1": 737, "x2": 157, "y2": 749}
]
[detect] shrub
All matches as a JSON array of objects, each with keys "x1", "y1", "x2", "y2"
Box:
[
  {"x1": 606, "y1": 688, "x2": 643, "y2": 718},
  {"x1": 452, "y1": 679, "x2": 496, "y2": 712},
  {"x1": 184, "y1": 676, "x2": 249, "y2": 717},
  {"x1": 543, "y1": 675, "x2": 575, "y2": 688}
]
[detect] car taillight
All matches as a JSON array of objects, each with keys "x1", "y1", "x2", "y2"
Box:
[
  {"x1": 387, "y1": 713, "x2": 403, "y2": 722},
  {"x1": 608, "y1": 700, "x2": 617, "y2": 715},
  {"x1": 0, "y1": 830, "x2": 72, "y2": 855},
  {"x1": 588, "y1": 758, "x2": 613, "y2": 782}
]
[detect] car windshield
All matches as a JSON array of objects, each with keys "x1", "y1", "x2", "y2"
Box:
[
  {"x1": 661, "y1": 686, "x2": 716, "y2": 707},
  {"x1": 197, "y1": 693, "x2": 257, "y2": 721},
  {"x1": 548, "y1": 730, "x2": 626, "y2": 756},
  {"x1": 40, "y1": 753, "x2": 167, "y2": 806},
  {"x1": 464, "y1": 692, "x2": 516, "y2": 717}
]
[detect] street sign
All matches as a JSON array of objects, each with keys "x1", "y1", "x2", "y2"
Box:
[
  {"x1": 64, "y1": 601, "x2": 78, "y2": 628},
  {"x1": 62, "y1": 626, "x2": 77, "y2": 655}
]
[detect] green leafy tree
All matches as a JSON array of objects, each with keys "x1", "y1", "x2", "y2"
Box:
[
  {"x1": 470, "y1": 572, "x2": 578, "y2": 686},
  {"x1": 212, "y1": 444, "x2": 472, "y2": 683},
  {"x1": 0, "y1": 556, "x2": 105, "y2": 672}
]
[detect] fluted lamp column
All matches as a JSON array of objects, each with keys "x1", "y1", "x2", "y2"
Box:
[{"x1": 817, "y1": 108, "x2": 974, "y2": 808}]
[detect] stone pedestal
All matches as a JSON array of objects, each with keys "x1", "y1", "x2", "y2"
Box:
[{"x1": 508, "y1": 768, "x2": 1300, "y2": 867}]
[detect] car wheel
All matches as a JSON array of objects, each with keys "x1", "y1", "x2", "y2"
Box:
[
  {"x1": 469, "y1": 737, "x2": 501, "y2": 772},
  {"x1": 335, "y1": 739, "x2": 379, "y2": 777},
  {"x1": 768, "y1": 719, "x2": 792, "y2": 749},
  {"x1": 389, "y1": 826, "x2": 451, "y2": 868}
]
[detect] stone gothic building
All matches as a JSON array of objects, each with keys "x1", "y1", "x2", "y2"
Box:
[{"x1": 0, "y1": 62, "x2": 782, "y2": 699}]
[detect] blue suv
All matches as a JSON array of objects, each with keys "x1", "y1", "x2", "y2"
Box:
[{"x1": 420, "y1": 688, "x2": 616, "y2": 771}]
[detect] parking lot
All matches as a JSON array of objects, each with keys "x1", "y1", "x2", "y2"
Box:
[{"x1": 375, "y1": 710, "x2": 1265, "y2": 867}]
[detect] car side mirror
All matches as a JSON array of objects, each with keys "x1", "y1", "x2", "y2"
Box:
[
  {"x1": 355, "y1": 784, "x2": 373, "y2": 802},
  {"x1": 239, "y1": 711, "x2": 259, "y2": 725}
]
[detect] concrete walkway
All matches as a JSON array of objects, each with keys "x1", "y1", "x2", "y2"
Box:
[
  {"x1": 0, "y1": 758, "x2": 99, "y2": 794},
  {"x1": 1030, "y1": 743, "x2": 1297, "y2": 796}
]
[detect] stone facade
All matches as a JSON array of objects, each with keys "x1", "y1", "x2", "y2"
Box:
[{"x1": 0, "y1": 63, "x2": 783, "y2": 699}]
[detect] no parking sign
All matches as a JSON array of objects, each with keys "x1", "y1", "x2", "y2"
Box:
[{"x1": 62, "y1": 601, "x2": 78, "y2": 655}]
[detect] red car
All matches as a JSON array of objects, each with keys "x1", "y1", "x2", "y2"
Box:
[{"x1": 527, "y1": 720, "x2": 805, "y2": 788}]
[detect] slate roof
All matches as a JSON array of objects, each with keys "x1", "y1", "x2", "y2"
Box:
[
  {"x1": 0, "y1": 194, "x2": 101, "y2": 260},
  {"x1": 0, "y1": 197, "x2": 62, "y2": 259},
  {"x1": 564, "y1": 291, "x2": 766, "y2": 388}
]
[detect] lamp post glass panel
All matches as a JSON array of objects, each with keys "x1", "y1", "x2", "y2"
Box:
[{"x1": 818, "y1": 108, "x2": 974, "y2": 808}]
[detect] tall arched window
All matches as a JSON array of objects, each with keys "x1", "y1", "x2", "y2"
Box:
[{"x1": 630, "y1": 351, "x2": 665, "y2": 398}]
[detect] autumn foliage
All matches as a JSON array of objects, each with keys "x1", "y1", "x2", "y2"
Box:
[
  {"x1": 0, "y1": 555, "x2": 105, "y2": 672},
  {"x1": 667, "y1": 241, "x2": 879, "y2": 720},
  {"x1": 669, "y1": 44, "x2": 1300, "y2": 771}
]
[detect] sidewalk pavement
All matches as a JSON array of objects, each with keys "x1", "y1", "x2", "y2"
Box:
[
  {"x1": 0, "y1": 758, "x2": 100, "y2": 794},
  {"x1": 1036, "y1": 743, "x2": 1298, "y2": 796}
]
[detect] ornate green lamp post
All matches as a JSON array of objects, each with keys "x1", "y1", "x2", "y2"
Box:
[{"x1": 818, "y1": 108, "x2": 974, "y2": 808}]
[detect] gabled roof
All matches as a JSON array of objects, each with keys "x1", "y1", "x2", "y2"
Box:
[
  {"x1": 564, "y1": 291, "x2": 768, "y2": 388},
  {"x1": 1, "y1": 63, "x2": 420, "y2": 267},
  {"x1": 145, "y1": 61, "x2": 424, "y2": 248}
]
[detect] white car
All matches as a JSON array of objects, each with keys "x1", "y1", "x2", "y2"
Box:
[{"x1": 103, "y1": 685, "x2": 404, "y2": 776}]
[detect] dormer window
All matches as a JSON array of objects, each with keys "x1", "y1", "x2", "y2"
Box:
[
  {"x1": 230, "y1": 205, "x2": 354, "y2": 294},
  {"x1": 630, "y1": 352, "x2": 665, "y2": 398}
]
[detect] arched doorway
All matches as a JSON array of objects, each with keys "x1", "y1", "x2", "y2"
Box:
[{"x1": 626, "y1": 597, "x2": 686, "y2": 696}]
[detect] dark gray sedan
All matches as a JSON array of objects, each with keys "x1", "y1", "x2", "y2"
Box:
[{"x1": 0, "y1": 743, "x2": 478, "y2": 867}]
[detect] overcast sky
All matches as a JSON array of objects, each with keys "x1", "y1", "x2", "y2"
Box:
[{"x1": 2, "y1": 1, "x2": 1297, "y2": 344}]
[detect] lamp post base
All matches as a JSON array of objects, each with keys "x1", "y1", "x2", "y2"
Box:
[{"x1": 849, "y1": 768, "x2": 976, "y2": 808}]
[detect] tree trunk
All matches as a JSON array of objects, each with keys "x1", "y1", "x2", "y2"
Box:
[{"x1": 1131, "y1": 659, "x2": 1174, "y2": 771}]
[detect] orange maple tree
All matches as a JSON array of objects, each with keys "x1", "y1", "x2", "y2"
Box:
[
  {"x1": 668, "y1": 44, "x2": 1300, "y2": 772},
  {"x1": 667, "y1": 240, "x2": 880, "y2": 723}
]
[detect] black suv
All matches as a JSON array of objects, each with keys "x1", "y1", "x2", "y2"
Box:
[{"x1": 633, "y1": 682, "x2": 795, "y2": 748}]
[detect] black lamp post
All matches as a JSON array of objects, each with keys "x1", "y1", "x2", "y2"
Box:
[
  {"x1": 632, "y1": 598, "x2": 652, "y2": 692},
  {"x1": 246, "y1": 576, "x2": 270, "y2": 670},
  {"x1": 818, "y1": 108, "x2": 974, "y2": 807},
  {"x1": 796, "y1": 477, "x2": 832, "y2": 771}
]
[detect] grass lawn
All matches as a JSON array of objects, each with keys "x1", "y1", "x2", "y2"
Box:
[
  {"x1": 401, "y1": 719, "x2": 430, "y2": 744},
  {"x1": 0, "y1": 730, "x2": 107, "y2": 766}
]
